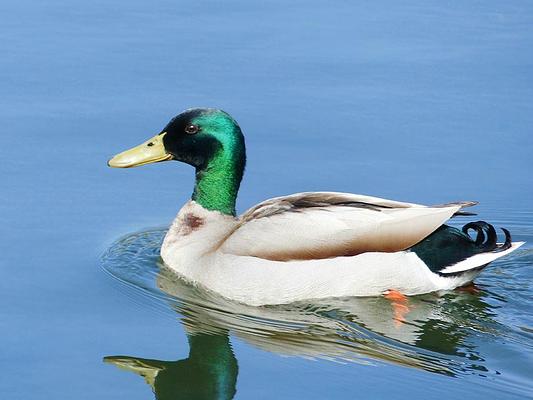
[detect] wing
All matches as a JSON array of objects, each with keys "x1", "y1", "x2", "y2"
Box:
[{"x1": 221, "y1": 192, "x2": 476, "y2": 261}]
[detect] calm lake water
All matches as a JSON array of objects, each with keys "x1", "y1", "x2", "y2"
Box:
[{"x1": 1, "y1": 0, "x2": 532, "y2": 399}]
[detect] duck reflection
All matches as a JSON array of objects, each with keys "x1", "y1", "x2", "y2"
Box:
[
  {"x1": 105, "y1": 331, "x2": 237, "y2": 400},
  {"x1": 105, "y1": 262, "x2": 498, "y2": 398}
]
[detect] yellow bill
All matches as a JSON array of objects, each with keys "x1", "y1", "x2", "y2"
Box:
[{"x1": 108, "y1": 132, "x2": 172, "y2": 168}]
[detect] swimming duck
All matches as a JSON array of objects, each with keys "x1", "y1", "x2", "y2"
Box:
[{"x1": 108, "y1": 108, "x2": 523, "y2": 306}]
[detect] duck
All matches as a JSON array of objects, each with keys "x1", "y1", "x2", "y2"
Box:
[{"x1": 108, "y1": 108, "x2": 524, "y2": 306}]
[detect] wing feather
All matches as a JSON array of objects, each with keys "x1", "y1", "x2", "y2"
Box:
[{"x1": 221, "y1": 192, "x2": 471, "y2": 261}]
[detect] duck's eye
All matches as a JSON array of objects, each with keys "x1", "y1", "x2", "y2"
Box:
[{"x1": 185, "y1": 124, "x2": 199, "y2": 135}]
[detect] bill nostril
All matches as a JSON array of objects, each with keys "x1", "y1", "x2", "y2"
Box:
[{"x1": 147, "y1": 142, "x2": 154, "y2": 147}]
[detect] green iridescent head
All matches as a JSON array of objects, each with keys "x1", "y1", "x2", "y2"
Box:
[{"x1": 108, "y1": 108, "x2": 246, "y2": 216}]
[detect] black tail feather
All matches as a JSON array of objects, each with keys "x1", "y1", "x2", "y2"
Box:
[
  {"x1": 462, "y1": 222, "x2": 486, "y2": 245},
  {"x1": 496, "y1": 228, "x2": 512, "y2": 252},
  {"x1": 461, "y1": 221, "x2": 511, "y2": 253},
  {"x1": 411, "y1": 221, "x2": 514, "y2": 274}
]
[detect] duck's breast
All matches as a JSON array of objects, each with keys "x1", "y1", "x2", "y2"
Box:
[{"x1": 161, "y1": 201, "x2": 238, "y2": 277}]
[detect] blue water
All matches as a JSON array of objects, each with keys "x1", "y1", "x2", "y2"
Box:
[{"x1": 1, "y1": 0, "x2": 532, "y2": 398}]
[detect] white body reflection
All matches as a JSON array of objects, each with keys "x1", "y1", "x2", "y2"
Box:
[{"x1": 103, "y1": 228, "x2": 503, "y2": 399}]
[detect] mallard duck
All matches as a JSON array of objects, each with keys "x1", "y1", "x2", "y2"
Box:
[{"x1": 108, "y1": 108, "x2": 523, "y2": 306}]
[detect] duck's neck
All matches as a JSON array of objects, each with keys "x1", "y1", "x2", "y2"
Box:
[
  {"x1": 192, "y1": 140, "x2": 245, "y2": 216},
  {"x1": 187, "y1": 333, "x2": 235, "y2": 363}
]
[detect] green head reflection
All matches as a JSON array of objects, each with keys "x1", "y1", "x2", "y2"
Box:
[{"x1": 104, "y1": 332, "x2": 238, "y2": 400}]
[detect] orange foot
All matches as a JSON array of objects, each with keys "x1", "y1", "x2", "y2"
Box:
[
  {"x1": 384, "y1": 289, "x2": 407, "y2": 302},
  {"x1": 384, "y1": 290, "x2": 410, "y2": 327}
]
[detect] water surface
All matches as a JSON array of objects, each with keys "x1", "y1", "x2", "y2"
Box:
[{"x1": 1, "y1": 0, "x2": 532, "y2": 398}]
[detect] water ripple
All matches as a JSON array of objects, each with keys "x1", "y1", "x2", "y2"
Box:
[{"x1": 101, "y1": 226, "x2": 533, "y2": 387}]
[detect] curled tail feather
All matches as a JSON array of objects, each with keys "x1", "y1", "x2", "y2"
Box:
[
  {"x1": 461, "y1": 221, "x2": 512, "y2": 252},
  {"x1": 410, "y1": 220, "x2": 520, "y2": 276}
]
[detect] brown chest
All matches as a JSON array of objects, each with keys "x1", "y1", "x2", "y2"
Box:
[{"x1": 177, "y1": 213, "x2": 205, "y2": 236}]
